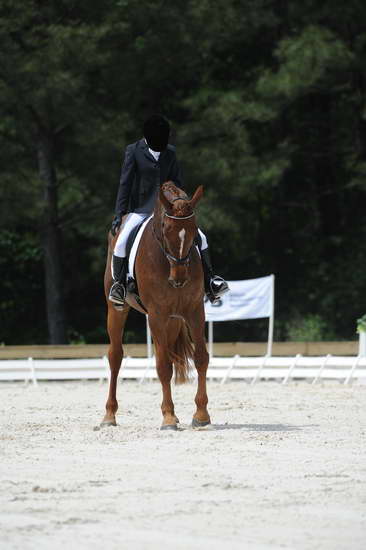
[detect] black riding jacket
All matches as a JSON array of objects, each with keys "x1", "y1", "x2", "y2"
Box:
[{"x1": 114, "y1": 138, "x2": 184, "y2": 218}]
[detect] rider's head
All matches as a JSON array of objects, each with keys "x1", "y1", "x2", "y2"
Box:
[{"x1": 143, "y1": 114, "x2": 170, "y2": 152}]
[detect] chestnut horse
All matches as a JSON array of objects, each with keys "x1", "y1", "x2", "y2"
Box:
[{"x1": 102, "y1": 182, "x2": 210, "y2": 430}]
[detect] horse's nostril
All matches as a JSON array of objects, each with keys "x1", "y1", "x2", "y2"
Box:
[
  {"x1": 168, "y1": 278, "x2": 187, "y2": 288},
  {"x1": 176, "y1": 281, "x2": 187, "y2": 288}
]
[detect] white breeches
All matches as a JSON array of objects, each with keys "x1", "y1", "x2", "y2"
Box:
[
  {"x1": 114, "y1": 213, "x2": 148, "y2": 257},
  {"x1": 113, "y1": 213, "x2": 209, "y2": 258},
  {"x1": 197, "y1": 228, "x2": 208, "y2": 250}
]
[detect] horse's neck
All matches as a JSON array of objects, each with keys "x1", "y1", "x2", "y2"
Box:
[{"x1": 153, "y1": 202, "x2": 164, "y2": 241}]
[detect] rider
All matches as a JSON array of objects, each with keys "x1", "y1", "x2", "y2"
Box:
[{"x1": 109, "y1": 114, "x2": 229, "y2": 307}]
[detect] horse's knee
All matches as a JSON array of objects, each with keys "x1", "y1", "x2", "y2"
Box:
[
  {"x1": 156, "y1": 363, "x2": 173, "y2": 383},
  {"x1": 108, "y1": 348, "x2": 123, "y2": 375},
  {"x1": 194, "y1": 352, "x2": 209, "y2": 373},
  {"x1": 108, "y1": 348, "x2": 123, "y2": 360}
]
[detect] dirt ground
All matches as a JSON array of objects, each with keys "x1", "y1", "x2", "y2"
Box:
[{"x1": 0, "y1": 379, "x2": 365, "y2": 550}]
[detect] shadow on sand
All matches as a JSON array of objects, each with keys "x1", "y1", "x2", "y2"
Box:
[{"x1": 203, "y1": 423, "x2": 317, "y2": 432}]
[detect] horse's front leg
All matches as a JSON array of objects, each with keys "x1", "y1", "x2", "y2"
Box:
[
  {"x1": 188, "y1": 307, "x2": 211, "y2": 428},
  {"x1": 101, "y1": 303, "x2": 130, "y2": 427},
  {"x1": 149, "y1": 316, "x2": 178, "y2": 430},
  {"x1": 156, "y1": 346, "x2": 178, "y2": 430}
]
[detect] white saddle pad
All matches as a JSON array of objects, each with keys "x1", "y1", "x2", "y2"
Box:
[{"x1": 128, "y1": 215, "x2": 153, "y2": 279}]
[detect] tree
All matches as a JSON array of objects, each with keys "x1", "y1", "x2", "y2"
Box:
[
  {"x1": 0, "y1": 1, "x2": 132, "y2": 342},
  {"x1": 1, "y1": 0, "x2": 366, "y2": 344}
]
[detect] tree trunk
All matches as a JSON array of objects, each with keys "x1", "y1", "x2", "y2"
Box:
[{"x1": 38, "y1": 133, "x2": 67, "y2": 344}]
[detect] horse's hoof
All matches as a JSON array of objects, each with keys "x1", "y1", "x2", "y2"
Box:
[
  {"x1": 160, "y1": 424, "x2": 178, "y2": 431},
  {"x1": 192, "y1": 418, "x2": 211, "y2": 429},
  {"x1": 100, "y1": 420, "x2": 117, "y2": 428}
]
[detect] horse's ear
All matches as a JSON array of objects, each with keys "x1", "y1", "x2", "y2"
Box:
[
  {"x1": 159, "y1": 188, "x2": 172, "y2": 211},
  {"x1": 189, "y1": 185, "x2": 204, "y2": 209}
]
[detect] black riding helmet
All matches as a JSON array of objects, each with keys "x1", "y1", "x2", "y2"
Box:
[{"x1": 143, "y1": 114, "x2": 170, "y2": 152}]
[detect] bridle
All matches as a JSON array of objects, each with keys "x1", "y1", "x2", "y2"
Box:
[
  {"x1": 165, "y1": 212, "x2": 195, "y2": 220},
  {"x1": 154, "y1": 197, "x2": 195, "y2": 266}
]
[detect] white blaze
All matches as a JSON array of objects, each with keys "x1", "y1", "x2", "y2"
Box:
[{"x1": 178, "y1": 228, "x2": 186, "y2": 258}]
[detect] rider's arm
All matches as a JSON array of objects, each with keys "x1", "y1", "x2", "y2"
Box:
[{"x1": 114, "y1": 144, "x2": 137, "y2": 218}]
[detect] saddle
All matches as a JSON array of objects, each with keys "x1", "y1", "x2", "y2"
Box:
[
  {"x1": 124, "y1": 216, "x2": 153, "y2": 312},
  {"x1": 126, "y1": 221, "x2": 145, "y2": 265}
]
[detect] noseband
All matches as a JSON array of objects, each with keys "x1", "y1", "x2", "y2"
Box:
[{"x1": 164, "y1": 212, "x2": 195, "y2": 220}]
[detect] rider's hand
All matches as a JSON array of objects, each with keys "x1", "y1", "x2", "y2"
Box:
[{"x1": 111, "y1": 216, "x2": 122, "y2": 236}]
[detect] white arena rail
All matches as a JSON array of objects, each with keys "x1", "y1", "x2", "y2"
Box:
[{"x1": 1, "y1": 354, "x2": 366, "y2": 385}]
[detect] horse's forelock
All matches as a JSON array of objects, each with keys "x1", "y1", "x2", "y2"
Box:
[
  {"x1": 161, "y1": 181, "x2": 192, "y2": 217},
  {"x1": 173, "y1": 200, "x2": 193, "y2": 217},
  {"x1": 161, "y1": 181, "x2": 188, "y2": 203}
]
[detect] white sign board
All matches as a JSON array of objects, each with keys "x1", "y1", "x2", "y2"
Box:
[{"x1": 204, "y1": 276, "x2": 273, "y2": 322}]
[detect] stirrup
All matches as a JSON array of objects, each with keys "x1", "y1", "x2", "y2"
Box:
[
  {"x1": 210, "y1": 276, "x2": 229, "y2": 298},
  {"x1": 206, "y1": 278, "x2": 229, "y2": 304},
  {"x1": 109, "y1": 281, "x2": 126, "y2": 305}
]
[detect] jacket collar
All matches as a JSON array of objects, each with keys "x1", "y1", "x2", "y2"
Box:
[{"x1": 139, "y1": 138, "x2": 167, "y2": 162}]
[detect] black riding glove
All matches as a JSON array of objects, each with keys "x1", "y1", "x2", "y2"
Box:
[{"x1": 111, "y1": 215, "x2": 122, "y2": 236}]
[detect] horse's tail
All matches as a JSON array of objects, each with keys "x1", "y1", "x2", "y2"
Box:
[{"x1": 168, "y1": 320, "x2": 194, "y2": 384}]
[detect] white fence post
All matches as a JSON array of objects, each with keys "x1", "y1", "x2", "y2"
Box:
[
  {"x1": 282, "y1": 353, "x2": 301, "y2": 385},
  {"x1": 312, "y1": 354, "x2": 331, "y2": 384},
  {"x1": 208, "y1": 321, "x2": 213, "y2": 360},
  {"x1": 344, "y1": 354, "x2": 362, "y2": 385},
  {"x1": 267, "y1": 274, "x2": 275, "y2": 356},
  {"x1": 221, "y1": 354, "x2": 240, "y2": 385},
  {"x1": 251, "y1": 354, "x2": 269, "y2": 385},
  {"x1": 101, "y1": 355, "x2": 109, "y2": 383},
  {"x1": 120, "y1": 356, "x2": 130, "y2": 380},
  {"x1": 29, "y1": 357, "x2": 37, "y2": 386},
  {"x1": 139, "y1": 355, "x2": 154, "y2": 384},
  {"x1": 359, "y1": 331, "x2": 366, "y2": 357},
  {"x1": 146, "y1": 316, "x2": 153, "y2": 359}
]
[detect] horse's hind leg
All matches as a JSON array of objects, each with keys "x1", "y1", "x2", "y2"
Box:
[
  {"x1": 101, "y1": 303, "x2": 130, "y2": 427},
  {"x1": 188, "y1": 308, "x2": 211, "y2": 428}
]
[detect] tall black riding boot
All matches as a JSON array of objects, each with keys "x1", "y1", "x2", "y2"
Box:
[
  {"x1": 109, "y1": 255, "x2": 128, "y2": 306},
  {"x1": 200, "y1": 248, "x2": 229, "y2": 304}
]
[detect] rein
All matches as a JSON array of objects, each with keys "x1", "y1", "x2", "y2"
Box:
[{"x1": 165, "y1": 250, "x2": 192, "y2": 265}]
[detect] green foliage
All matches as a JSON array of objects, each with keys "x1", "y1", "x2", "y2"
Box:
[
  {"x1": 0, "y1": 230, "x2": 45, "y2": 344},
  {"x1": 257, "y1": 25, "x2": 352, "y2": 101},
  {"x1": 357, "y1": 315, "x2": 366, "y2": 334},
  {"x1": 1, "y1": 0, "x2": 366, "y2": 343},
  {"x1": 285, "y1": 314, "x2": 334, "y2": 342}
]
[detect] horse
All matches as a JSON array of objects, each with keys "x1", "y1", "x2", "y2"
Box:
[{"x1": 102, "y1": 181, "x2": 210, "y2": 430}]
